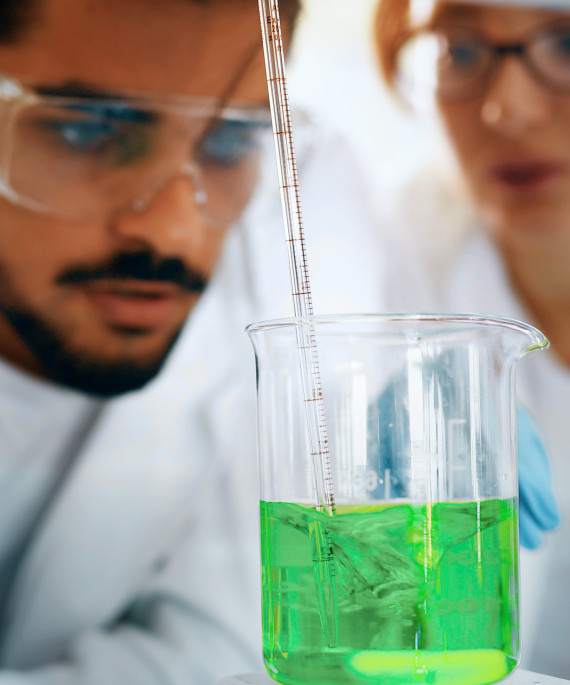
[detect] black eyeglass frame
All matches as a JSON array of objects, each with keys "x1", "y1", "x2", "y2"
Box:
[{"x1": 399, "y1": 18, "x2": 570, "y2": 104}]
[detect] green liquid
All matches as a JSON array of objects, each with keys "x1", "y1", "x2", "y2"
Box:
[{"x1": 261, "y1": 499, "x2": 519, "y2": 685}]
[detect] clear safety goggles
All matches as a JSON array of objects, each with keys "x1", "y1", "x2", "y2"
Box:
[
  {"x1": 396, "y1": 20, "x2": 570, "y2": 105},
  {"x1": 0, "y1": 75, "x2": 273, "y2": 225}
]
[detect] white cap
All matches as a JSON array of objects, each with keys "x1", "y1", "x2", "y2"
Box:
[
  {"x1": 411, "y1": 0, "x2": 570, "y2": 23},
  {"x1": 450, "y1": 0, "x2": 570, "y2": 7}
]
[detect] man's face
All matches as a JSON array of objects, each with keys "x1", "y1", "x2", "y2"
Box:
[
  {"x1": 433, "y1": 4, "x2": 570, "y2": 252},
  {"x1": 0, "y1": 0, "x2": 269, "y2": 395}
]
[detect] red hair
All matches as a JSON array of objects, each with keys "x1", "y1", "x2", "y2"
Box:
[{"x1": 375, "y1": 0, "x2": 414, "y2": 88}]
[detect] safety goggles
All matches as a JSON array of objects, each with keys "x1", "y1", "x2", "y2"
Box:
[
  {"x1": 0, "y1": 75, "x2": 273, "y2": 225},
  {"x1": 396, "y1": 20, "x2": 570, "y2": 104}
]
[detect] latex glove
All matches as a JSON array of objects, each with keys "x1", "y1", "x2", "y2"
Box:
[
  {"x1": 517, "y1": 407, "x2": 561, "y2": 550},
  {"x1": 375, "y1": 373, "x2": 560, "y2": 550}
]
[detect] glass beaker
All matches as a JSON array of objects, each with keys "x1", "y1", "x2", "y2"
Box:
[{"x1": 247, "y1": 313, "x2": 549, "y2": 685}]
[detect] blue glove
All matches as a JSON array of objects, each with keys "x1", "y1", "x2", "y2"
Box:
[
  {"x1": 372, "y1": 371, "x2": 561, "y2": 550},
  {"x1": 517, "y1": 407, "x2": 561, "y2": 550}
]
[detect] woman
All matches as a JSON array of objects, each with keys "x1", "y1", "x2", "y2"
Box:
[{"x1": 373, "y1": 0, "x2": 570, "y2": 677}]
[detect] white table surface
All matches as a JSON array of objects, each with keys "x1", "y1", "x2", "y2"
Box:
[{"x1": 220, "y1": 670, "x2": 569, "y2": 685}]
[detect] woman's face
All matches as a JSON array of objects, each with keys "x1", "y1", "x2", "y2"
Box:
[{"x1": 431, "y1": 3, "x2": 570, "y2": 251}]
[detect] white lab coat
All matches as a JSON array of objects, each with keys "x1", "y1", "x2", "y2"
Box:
[
  {"x1": 0, "y1": 125, "x2": 384, "y2": 685},
  {"x1": 379, "y1": 188, "x2": 570, "y2": 679}
]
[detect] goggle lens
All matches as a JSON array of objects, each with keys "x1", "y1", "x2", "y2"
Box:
[{"x1": 0, "y1": 91, "x2": 272, "y2": 226}]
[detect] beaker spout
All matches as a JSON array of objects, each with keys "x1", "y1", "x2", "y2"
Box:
[
  {"x1": 525, "y1": 336, "x2": 550, "y2": 355},
  {"x1": 506, "y1": 318, "x2": 549, "y2": 357}
]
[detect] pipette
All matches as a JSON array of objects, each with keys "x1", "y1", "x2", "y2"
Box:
[{"x1": 257, "y1": 0, "x2": 338, "y2": 647}]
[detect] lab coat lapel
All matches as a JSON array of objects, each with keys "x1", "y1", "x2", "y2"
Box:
[
  {"x1": 0, "y1": 226, "x2": 256, "y2": 667},
  {"x1": 444, "y1": 228, "x2": 550, "y2": 408},
  {"x1": 446, "y1": 229, "x2": 526, "y2": 320}
]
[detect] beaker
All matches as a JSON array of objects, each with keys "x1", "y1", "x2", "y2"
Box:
[{"x1": 247, "y1": 313, "x2": 549, "y2": 685}]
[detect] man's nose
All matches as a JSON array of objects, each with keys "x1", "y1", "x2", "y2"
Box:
[
  {"x1": 110, "y1": 172, "x2": 206, "y2": 254},
  {"x1": 480, "y1": 57, "x2": 553, "y2": 137}
]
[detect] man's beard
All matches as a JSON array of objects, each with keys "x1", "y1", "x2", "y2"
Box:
[
  {"x1": 0, "y1": 250, "x2": 208, "y2": 397},
  {"x1": 1, "y1": 304, "x2": 184, "y2": 397}
]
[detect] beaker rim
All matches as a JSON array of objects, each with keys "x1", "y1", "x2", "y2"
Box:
[{"x1": 246, "y1": 312, "x2": 549, "y2": 353}]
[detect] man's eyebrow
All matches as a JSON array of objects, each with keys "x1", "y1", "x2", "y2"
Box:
[
  {"x1": 429, "y1": 5, "x2": 482, "y2": 26},
  {"x1": 34, "y1": 81, "x2": 124, "y2": 100}
]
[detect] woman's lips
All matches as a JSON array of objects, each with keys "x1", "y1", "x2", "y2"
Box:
[
  {"x1": 83, "y1": 281, "x2": 186, "y2": 329},
  {"x1": 489, "y1": 158, "x2": 567, "y2": 192}
]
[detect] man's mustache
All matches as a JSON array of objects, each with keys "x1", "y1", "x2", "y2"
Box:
[{"x1": 56, "y1": 251, "x2": 208, "y2": 294}]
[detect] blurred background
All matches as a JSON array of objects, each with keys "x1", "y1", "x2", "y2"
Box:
[
  {"x1": 288, "y1": 0, "x2": 440, "y2": 201},
  {"x1": 285, "y1": 0, "x2": 466, "y2": 254}
]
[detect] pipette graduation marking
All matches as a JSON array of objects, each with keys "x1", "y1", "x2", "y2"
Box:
[{"x1": 257, "y1": 0, "x2": 338, "y2": 647}]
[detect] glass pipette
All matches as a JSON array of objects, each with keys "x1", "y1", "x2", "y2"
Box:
[{"x1": 257, "y1": 0, "x2": 338, "y2": 647}]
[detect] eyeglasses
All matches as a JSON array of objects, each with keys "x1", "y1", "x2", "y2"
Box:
[
  {"x1": 397, "y1": 22, "x2": 570, "y2": 104},
  {"x1": 0, "y1": 75, "x2": 273, "y2": 226}
]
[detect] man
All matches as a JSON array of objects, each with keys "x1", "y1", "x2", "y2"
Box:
[
  {"x1": 0, "y1": 0, "x2": 279, "y2": 682},
  {"x1": 0, "y1": 0, "x2": 386, "y2": 683}
]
